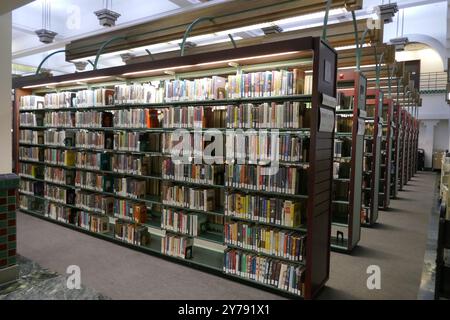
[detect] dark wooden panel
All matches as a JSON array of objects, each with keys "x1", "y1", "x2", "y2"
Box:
[
  {"x1": 310, "y1": 207, "x2": 331, "y2": 298},
  {"x1": 315, "y1": 189, "x2": 331, "y2": 204},
  {"x1": 315, "y1": 180, "x2": 330, "y2": 195},
  {"x1": 315, "y1": 170, "x2": 330, "y2": 183},
  {"x1": 315, "y1": 159, "x2": 331, "y2": 172},
  {"x1": 316, "y1": 148, "x2": 332, "y2": 160},
  {"x1": 315, "y1": 200, "x2": 330, "y2": 215},
  {"x1": 316, "y1": 139, "x2": 333, "y2": 150}
]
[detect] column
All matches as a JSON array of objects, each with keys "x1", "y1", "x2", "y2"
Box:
[{"x1": 0, "y1": 12, "x2": 19, "y2": 286}]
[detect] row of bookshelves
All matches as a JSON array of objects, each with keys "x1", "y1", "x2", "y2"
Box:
[
  {"x1": 14, "y1": 37, "x2": 340, "y2": 299},
  {"x1": 19, "y1": 72, "x2": 312, "y2": 111}
]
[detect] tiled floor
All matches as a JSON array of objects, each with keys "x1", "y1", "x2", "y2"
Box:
[
  {"x1": 417, "y1": 173, "x2": 440, "y2": 299},
  {"x1": 0, "y1": 255, "x2": 109, "y2": 300},
  {"x1": 7, "y1": 171, "x2": 440, "y2": 300}
]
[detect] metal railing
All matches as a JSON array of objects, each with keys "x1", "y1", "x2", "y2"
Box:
[{"x1": 420, "y1": 72, "x2": 447, "y2": 93}]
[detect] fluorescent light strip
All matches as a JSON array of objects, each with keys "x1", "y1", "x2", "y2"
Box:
[
  {"x1": 22, "y1": 76, "x2": 110, "y2": 89},
  {"x1": 122, "y1": 51, "x2": 301, "y2": 76},
  {"x1": 23, "y1": 82, "x2": 58, "y2": 89},
  {"x1": 338, "y1": 64, "x2": 385, "y2": 70}
]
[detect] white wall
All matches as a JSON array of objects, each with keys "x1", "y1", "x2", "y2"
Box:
[
  {"x1": 383, "y1": 1, "x2": 447, "y2": 49},
  {"x1": 434, "y1": 120, "x2": 450, "y2": 152},
  {"x1": 0, "y1": 13, "x2": 12, "y2": 174}
]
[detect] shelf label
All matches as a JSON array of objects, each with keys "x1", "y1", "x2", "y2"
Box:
[
  {"x1": 319, "y1": 107, "x2": 335, "y2": 133},
  {"x1": 322, "y1": 93, "x2": 337, "y2": 108},
  {"x1": 358, "y1": 118, "x2": 365, "y2": 136}
]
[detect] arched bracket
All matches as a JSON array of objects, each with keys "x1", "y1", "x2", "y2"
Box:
[
  {"x1": 93, "y1": 36, "x2": 127, "y2": 70},
  {"x1": 321, "y1": 0, "x2": 332, "y2": 42},
  {"x1": 350, "y1": 11, "x2": 360, "y2": 70},
  {"x1": 180, "y1": 17, "x2": 238, "y2": 56},
  {"x1": 36, "y1": 49, "x2": 67, "y2": 75},
  {"x1": 388, "y1": 64, "x2": 396, "y2": 98},
  {"x1": 228, "y1": 34, "x2": 237, "y2": 49},
  {"x1": 357, "y1": 27, "x2": 370, "y2": 71},
  {"x1": 180, "y1": 16, "x2": 214, "y2": 57}
]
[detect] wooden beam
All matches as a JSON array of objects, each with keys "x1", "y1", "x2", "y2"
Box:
[
  {"x1": 126, "y1": 19, "x2": 379, "y2": 65},
  {"x1": 0, "y1": 0, "x2": 33, "y2": 15},
  {"x1": 65, "y1": 0, "x2": 363, "y2": 61}
]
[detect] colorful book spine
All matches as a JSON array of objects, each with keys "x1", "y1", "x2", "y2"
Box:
[
  {"x1": 224, "y1": 222, "x2": 305, "y2": 262},
  {"x1": 161, "y1": 234, "x2": 193, "y2": 259},
  {"x1": 223, "y1": 249, "x2": 305, "y2": 296},
  {"x1": 225, "y1": 193, "x2": 302, "y2": 227}
]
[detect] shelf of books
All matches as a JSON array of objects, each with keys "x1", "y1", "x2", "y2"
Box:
[
  {"x1": 398, "y1": 109, "x2": 407, "y2": 191},
  {"x1": 330, "y1": 70, "x2": 366, "y2": 252},
  {"x1": 412, "y1": 118, "x2": 419, "y2": 177},
  {"x1": 405, "y1": 112, "x2": 412, "y2": 184},
  {"x1": 390, "y1": 102, "x2": 401, "y2": 199},
  {"x1": 361, "y1": 89, "x2": 383, "y2": 227},
  {"x1": 14, "y1": 37, "x2": 337, "y2": 299},
  {"x1": 378, "y1": 98, "x2": 393, "y2": 210}
]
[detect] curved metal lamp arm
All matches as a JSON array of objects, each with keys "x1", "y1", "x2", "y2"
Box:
[
  {"x1": 322, "y1": 0, "x2": 332, "y2": 42},
  {"x1": 376, "y1": 52, "x2": 385, "y2": 89},
  {"x1": 93, "y1": 36, "x2": 127, "y2": 70},
  {"x1": 180, "y1": 16, "x2": 214, "y2": 57},
  {"x1": 228, "y1": 34, "x2": 237, "y2": 49},
  {"x1": 358, "y1": 27, "x2": 370, "y2": 71},
  {"x1": 351, "y1": 11, "x2": 360, "y2": 70},
  {"x1": 388, "y1": 64, "x2": 396, "y2": 97},
  {"x1": 36, "y1": 49, "x2": 67, "y2": 75}
]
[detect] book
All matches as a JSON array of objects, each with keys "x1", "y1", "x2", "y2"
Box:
[
  {"x1": 20, "y1": 95, "x2": 45, "y2": 110},
  {"x1": 224, "y1": 222, "x2": 305, "y2": 262},
  {"x1": 90, "y1": 215, "x2": 110, "y2": 234},
  {"x1": 162, "y1": 159, "x2": 224, "y2": 185},
  {"x1": 75, "y1": 190, "x2": 114, "y2": 215},
  {"x1": 161, "y1": 234, "x2": 193, "y2": 259},
  {"x1": 226, "y1": 102, "x2": 310, "y2": 129},
  {"x1": 45, "y1": 112, "x2": 75, "y2": 127},
  {"x1": 224, "y1": 248, "x2": 305, "y2": 296},
  {"x1": 114, "y1": 83, "x2": 164, "y2": 104},
  {"x1": 224, "y1": 164, "x2": 307, "y2": 195},
  {"x1": 44, "y1": 92, "x2": 76, "y2": 109},
  {"x1": 161, "y1": 208, "x2": 207, "y2": 236},
  {"x1": 225, "y1": 193, "x2": 302, "y2": 227},
  {"x1": 162, "y1": 183, "x2": 221, "y2": 212},
  {"x1": 114, "y1": 109, "x2": 159, "y2": 128},
  {"x1": 114, "y1": 220, "x2": 151, "y2": 246}
]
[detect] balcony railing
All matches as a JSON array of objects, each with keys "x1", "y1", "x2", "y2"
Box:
[{"x1": 420, "y1": 72, "x2": 447, "y2": 93}]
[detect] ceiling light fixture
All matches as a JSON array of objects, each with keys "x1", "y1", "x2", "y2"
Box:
[
  {"x1": 122, "y1": 51, "x2": 301, "y2": 77},
  {"x1": 95, "y1": 0, "x2": 121, "y2": 27},
  {"x1": 35, "y1": 0, "x2": 57, "y2": 44}
]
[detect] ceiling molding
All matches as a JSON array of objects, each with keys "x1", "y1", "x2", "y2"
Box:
[
  {"x1": 65, "y1": 0, "x2": 363, "y2": 61},
  {"x1": 0, "y1": 0, "x2": 34, "y2": 15}
]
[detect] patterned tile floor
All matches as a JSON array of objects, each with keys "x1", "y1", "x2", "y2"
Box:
[
  {"x1": 417, "y1": 172, "x2": 440, "y2": 299},
  {"x1": 0, "y1": 255, "x2": 110, "y2": 300}
]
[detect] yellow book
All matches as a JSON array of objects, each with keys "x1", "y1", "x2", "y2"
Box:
[{"x1": 64, "y1": 151, "x2": 76, "y2": 167}]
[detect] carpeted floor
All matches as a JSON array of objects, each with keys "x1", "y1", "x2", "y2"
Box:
[{"x1": 14, "y1": 172, "x2": 437, "y2": 300}]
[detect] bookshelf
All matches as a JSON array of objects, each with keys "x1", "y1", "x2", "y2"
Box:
[
  {"x1": 390, "y1": 102, "x2": 401, "y2": 199},
  {"x1": 13, "y1": 37, "x2": 337, "y2": 299},
  {"x1": 435, "y1": 191, "x2": 450, "y2": 299},
  {"x1": 378, "y1": 98, "x2": 393, "y2": 210},
  {"x1": 330, "y1": 70, "x2": 366, "y2": 252},
  {"x1": 398, "y1": 109, "x2": 407, "y2": 191},
  {"x1": 361, "y1": 88, "x2": 383, "y2": 226}
]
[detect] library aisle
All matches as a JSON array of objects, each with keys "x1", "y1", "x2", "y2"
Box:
[{"x1": 15, "y1": 172, "x2": 436, "y2": 300}]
